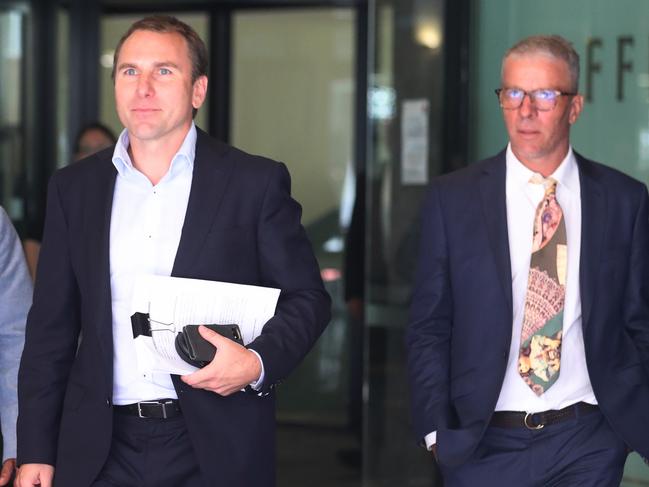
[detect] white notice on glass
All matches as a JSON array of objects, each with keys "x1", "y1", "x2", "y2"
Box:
[
  {"x1": 130, "y1": 275, "x2": 280, "y2": 376},
  {"x1": 401, "y1": 99, "x2": 429, "y2": 185}
]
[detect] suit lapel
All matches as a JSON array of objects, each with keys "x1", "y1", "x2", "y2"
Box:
[
  {"x1": 576, "y1": 153, "x2": 606, "y2": 328},
  {"x1": 479, "y1": 153, "x2": 513, "y2": 315},
  {"x1": 172, "y1": 129, "x2": 234, "y2": 276},
  {"x1": 87, "y1": 154, "x2": 117, "y2": 384},
  {"x1": 475, "y1": 151, "x2": 605, "y2": 332}
]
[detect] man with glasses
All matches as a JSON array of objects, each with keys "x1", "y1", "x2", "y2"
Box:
[{"x1": 407, "y1": 35, "x2": 649, "y2": 486}]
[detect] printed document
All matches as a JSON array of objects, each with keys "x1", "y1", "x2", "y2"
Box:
[{"x1": 131, "y1": 275, "x2": 280, "y2": 375}]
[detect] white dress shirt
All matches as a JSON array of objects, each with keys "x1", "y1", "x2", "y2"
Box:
[
  {"x1": 496, "y1": 144, "x2": 597, "y2": 412},
  {"x1": 109, "y1": 124, "x2": 264, "y2": 405},
  {"x1": 425, "y1": 145, "x2": 596, "y2": 449},
  {"x1": 109, "y1": 125, "x2": 196, "y2": 404}
]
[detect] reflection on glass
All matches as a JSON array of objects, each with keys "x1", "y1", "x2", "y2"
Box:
[
  {"x1": 232, "y1": 8, "x2": 355, "y2": 427},
  {"x1": 56, "y1": 8, "x2": 69, "y2": 168},
  {"x1": 0, "y1": 8, "x2": 25, "y2": 221},
  {"x1": 365, "y1": 1, "x2": 445, "y2": 485}
]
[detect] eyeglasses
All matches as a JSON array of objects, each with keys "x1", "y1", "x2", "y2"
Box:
[{"x1": 495, "y1": 88, "x2": 576, "y2": 111}]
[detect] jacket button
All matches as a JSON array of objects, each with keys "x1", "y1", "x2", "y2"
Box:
[{"x1": 106, "y1": 399, "x2": 111, "y2": 407}]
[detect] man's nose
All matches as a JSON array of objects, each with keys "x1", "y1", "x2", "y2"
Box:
[
  {"x1": 136, "y1": 74, "x2": 154, "y2": 97},
  {"x1": 518, "y1": 93, "x2": 536, "y2": 117}
]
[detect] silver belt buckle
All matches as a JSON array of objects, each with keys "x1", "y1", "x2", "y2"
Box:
[
  {"x1": 137, "y1": 401, "x2": 163, "y2": 419},
  {"x1": 524, "y1": 412, "x2": 544, "y2": 430},
  {"x1": 159, "y1": 400, "x2": 171, "y2": 419}
]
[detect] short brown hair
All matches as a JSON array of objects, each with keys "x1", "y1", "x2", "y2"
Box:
[
  {"x1": 503, "y1": 35, "x2": 580, "y2": 92},
  {"x1": 111, "y1": 15, "x2": 208, "y2": 83}
]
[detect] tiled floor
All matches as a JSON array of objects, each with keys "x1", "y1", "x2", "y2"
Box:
[{"x1": 277, "y1": 424, "x2": 361, "y2": 487}]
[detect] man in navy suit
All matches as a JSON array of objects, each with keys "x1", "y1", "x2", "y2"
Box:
[
  {"x1": 16, "y1": 15, "x2": 330, "y2": 487},
  {"x1": 407, "y1": 35, "x2": 649, "y2": 486}
]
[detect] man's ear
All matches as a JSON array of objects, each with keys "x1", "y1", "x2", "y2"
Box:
[
  {"x1": 568, "y1": 93, "x2": 584, "y2": 125},
  {"x1": 192, "y1": 75, "x2": 208, "y2": 110}
]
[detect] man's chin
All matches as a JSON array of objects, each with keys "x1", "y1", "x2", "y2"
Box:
[
  {"x1": 126, "y1": 126, "x2": 163, "y2": 142},
  {"x1": 511, "y1": 145, "x2": 543, "y2": 163}
]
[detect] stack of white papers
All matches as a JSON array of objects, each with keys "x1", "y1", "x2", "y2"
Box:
[{"x1": 131, "y1": 275, "x2": 280, "y2": 375}]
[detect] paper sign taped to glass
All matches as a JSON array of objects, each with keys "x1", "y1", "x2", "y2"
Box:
[{"x1": 130, "y1": 275, "x2": 280, "y2": 376}]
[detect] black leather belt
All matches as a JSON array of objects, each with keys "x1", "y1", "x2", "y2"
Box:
[
  {"x1": 490, "y1": 402, "x2": 598, "y2": 430},
  {"x1": 114, "y1": 399, "x2": 181, "y2": 419}
]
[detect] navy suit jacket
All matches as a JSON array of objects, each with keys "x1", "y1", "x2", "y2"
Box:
[
  {"x1": 17, "y1": 129, "x2": 331, "y2": 486},
  {"x1": 406, "y1": 150, "x2": 649, "y2": 467}
]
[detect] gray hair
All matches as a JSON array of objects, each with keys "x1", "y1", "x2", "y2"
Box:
[{"x1": 502, "y1": 35, "x2": 580, "y2": 92}]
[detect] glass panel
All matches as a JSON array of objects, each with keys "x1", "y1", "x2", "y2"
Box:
[
  {"x1": 364, "y1": 0, "x2": 445, "y2": 485},
  {"x1": 231, "y1": 8, "x2": 358, "y2": 485},
  {"x1": 56, "y1": 8, "x2": 69, "y2": 168},
  {"x1": 0, "y1": 6, "x2": 27, "y2": 226},
  {"x1": 232, "y1": 6, "x2": 356, "y2": 426},
  {"x1": 99, "y1": 13, "x2": 209, "y2": 139}
]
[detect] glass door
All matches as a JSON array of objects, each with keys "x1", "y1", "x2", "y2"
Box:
[
  {"x1": 0, "y1": 6, "x2": 27, "y2": 228},
  {"x1": 231, "y1": 6, "x2": 356, "y2": 425},
  {"x1": 230, "y1": 7, "x2": 361, "y2": 485}
]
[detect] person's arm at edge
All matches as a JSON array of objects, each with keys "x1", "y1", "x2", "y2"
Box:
[
  {"x1": 405, "y1": 184, "x2": 453, "y2": 457},
  {"x1": 0, "y1": 208, "x2": 31, "y2": 484}
]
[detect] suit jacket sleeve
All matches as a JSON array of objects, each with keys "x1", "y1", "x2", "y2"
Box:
[
  {"x1": 625, "y1": 184, "x2": 649, "y2": 372},
  {"x1": 246, "y1": 162, "x2": 331, "y2": 392},
  {"x1": 406, "y1": 184, "x2": 453, "y2": 442},
  {"x1": 0, "y1": 207, "x2": 30, "y2": 461},
  {"x1": 17, "y1": 174, "x2": 81, "y2": 466}
]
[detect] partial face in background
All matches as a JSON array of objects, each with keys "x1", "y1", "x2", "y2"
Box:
[
  {"x1": 74, "y1": 129, "x2": 114, "y2": 161},
  {"x1": 114, "y1": 29, "x2": 207, "y2": 144},
  {"x1": 500, "y1": 53, "x2": 583, "y2": 172}
]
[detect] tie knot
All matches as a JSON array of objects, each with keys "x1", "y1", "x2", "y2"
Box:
[{"x1": 530, "y1": 174, "x2": 557, "y2": 194}]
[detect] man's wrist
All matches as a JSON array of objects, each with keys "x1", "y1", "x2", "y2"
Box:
[
  {"x1": 248, "y1": 349, "x2": 265, "y2": 390},
  {"x1": 424, "y1": 431, "x2": 437, "y2": 450}
]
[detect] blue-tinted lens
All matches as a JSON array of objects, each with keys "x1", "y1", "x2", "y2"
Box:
[
  {"x1": 505, "y1": 88, "x2": 524, "y2": 100},
  {"x1": 533, "y1": 89, "x2": 557, "y2": 101}
]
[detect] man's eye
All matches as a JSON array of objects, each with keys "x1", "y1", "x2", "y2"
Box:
[
  {"x1": 506, "y1": 89, "x2": 524, "y2": 99},
  {"x1": 160, "y1": 68, "x2": 171, "y2": 75},
  {"x1": 124, "y1": 68, "x2": 136, "y2": 76},
  {"x1": 534, "y1": 90, "x2": 556, "y2": 101}
]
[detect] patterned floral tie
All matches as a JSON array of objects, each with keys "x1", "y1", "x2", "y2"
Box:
[{"x1": 518, "y1": 176, "x2": 567, "y2": 396}]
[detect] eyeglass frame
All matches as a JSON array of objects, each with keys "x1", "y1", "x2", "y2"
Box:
[{"x1": 494, "y1": 88, "x2": 577, "y2": 111}]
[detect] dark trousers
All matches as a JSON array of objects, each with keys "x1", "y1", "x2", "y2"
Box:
[
  {"x1": 440, "y1": 408, "x2": 628, "y2": 487},
  {"x1": 91, "y1": 412, "x2": 206, "y2": 487}
]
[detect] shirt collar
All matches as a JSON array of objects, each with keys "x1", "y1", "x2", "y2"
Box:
[
  {"x1": 505, "y1": 143, "x2": 580, "y2": 197},
  {"x1": 111, "y1": 122, "x2": 197, "y2": 181}
]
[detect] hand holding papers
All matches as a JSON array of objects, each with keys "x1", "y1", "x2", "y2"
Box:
[
  {"x1": 131, "y1": 275, "x2": 280, "y2": 376},
  {"x1": 175, "y1": 324, "x2": 244, "y2": 367},
  {"x1": 180, "y1": 325, "x2": 264, "y2": 396}
]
